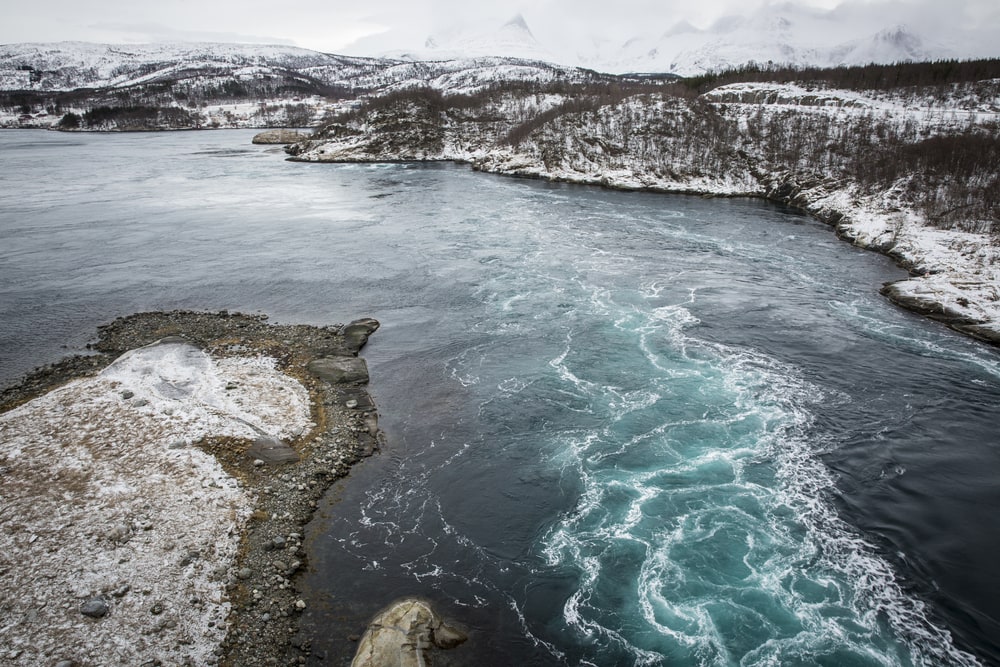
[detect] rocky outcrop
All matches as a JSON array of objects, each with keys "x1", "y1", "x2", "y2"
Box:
[
  {"x1": 0, "y1": 311, "x2": 389, "y2": 667},
  {"x1": 351, "y1": 597, "x2": 468, "y2": 667},
  {"x1": 252, "y1": 129, "x2": 311, "y2": 144}
]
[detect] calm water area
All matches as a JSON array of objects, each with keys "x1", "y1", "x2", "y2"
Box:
[{"x1": 2, "y1": 130, "x2": 1000, "y2": 666}]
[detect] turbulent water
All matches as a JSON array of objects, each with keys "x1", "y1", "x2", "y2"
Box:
[{"x1": 2, "y1": 130, "x2": 1000, "y2": 666}]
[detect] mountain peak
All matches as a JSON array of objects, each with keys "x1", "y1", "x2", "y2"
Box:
[
  {"x1": 504, "y1": 14, "x2": 533, "y2": 35},
  {"x1": 418, "y1": 13, "x2": 551, "y2": 62}
]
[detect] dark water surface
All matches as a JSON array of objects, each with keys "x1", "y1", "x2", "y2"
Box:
[{"x1": 2, "y1": 130, "x2": 999, "y2": 666}]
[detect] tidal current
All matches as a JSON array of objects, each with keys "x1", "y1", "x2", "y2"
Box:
[{"x1": 2, "y1": 130, "x2": 999, "y2": 666}]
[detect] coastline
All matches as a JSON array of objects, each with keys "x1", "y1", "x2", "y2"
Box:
[
  {"x1": 0, "y1": 311, "x2": 382, "y2": 667},
  {"x1": 289, "y1": 146, "x2": 1000, "y2": 347}
]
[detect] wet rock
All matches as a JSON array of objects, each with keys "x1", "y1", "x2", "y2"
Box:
[
  {"x1": 80, "y1": 598, "x2": 109, "y2": 618},
  {"x1": 307, "y1": 357, "x2": 369, "y2": 385},
  {"x1": 351, "y1": 597, "x2": 467, "y2": 667},
  {"x1": 341, "y1": 318, "x2": 380, "y2": 355},
  {"x1": 121, "y1": 390, "x2": 134, "y2": 400},
  {"x1": 332, "y1": 386, "x2": 375, "y2": 411}
]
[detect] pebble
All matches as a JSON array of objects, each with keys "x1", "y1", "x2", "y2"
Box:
[
  {"x1": 253, "y1": 459, "x2": 265, "y2": 467},
  {"x1": 134, "y1": 398, "x2": 149, "y2": 407},
  {"x1": 237, "y1": 568, "x2": 253, "y2": 580},
  {"x1": 55, "y1": 661, "x2": 75, "y2": 667},
  {"x1": 106, "y1": 524, "x2": 131, "y2": 543},
  {"x1": 80, "y1": 598, "x2": 109, "y2": 618},
  {"x1": 294, "y1": 599, "x2": 306, "y2": 610},
  {"x1": 121, "y1": 390, "x2": 135, "y2": 400},
  {"x1": 345, "y1": 399, "x2": 358, "y2": 409},
  {"x1": 273, "y1": 560, "x2": 287, "y2": 572}
]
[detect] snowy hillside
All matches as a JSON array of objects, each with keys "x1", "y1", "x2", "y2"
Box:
[
  {"x1": 0, "y1": 41, "x2": 603, "y2": 130},
  {"x1": 0, "y1": 41, "x2": 382, "y2": 91}
]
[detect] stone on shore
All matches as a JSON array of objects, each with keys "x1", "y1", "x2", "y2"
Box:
[
  {"x1": 308, "y1": 357, "x2": 369, "y2": 385},
  {"x1": 342, "y1": 318, "x2": 381, "y2": 355},
  {"x1": 80, "y1": 598, "x2": 109, "y2": 619},
  {"x1": 351, "y1": 597, "x2": 467, "y2": 667},
  {"x1": 252, "y1": 129, "x2": 311, "y2": 144}
]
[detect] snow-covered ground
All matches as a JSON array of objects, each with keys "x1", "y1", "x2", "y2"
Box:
[{"x1": 0, "y1": 341, "x2": 312, "y2": 666}]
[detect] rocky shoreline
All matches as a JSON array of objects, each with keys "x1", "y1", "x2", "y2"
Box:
[{"x1": 0, "y1": 310, "x2": 383, "y2": 667}]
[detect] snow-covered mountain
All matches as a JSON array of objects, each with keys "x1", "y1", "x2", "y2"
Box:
[
  {"x1": 400, "y1": 14, "x2": 559, "y2": 64},
  {"x1": 609, "y1": 18, "x2": 954, "y2": 76},
  {"x1": 366, "y1": 9, "x2": 970, "y2": 76}
]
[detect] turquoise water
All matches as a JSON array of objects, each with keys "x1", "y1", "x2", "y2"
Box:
[{"x1": 2, "y1": 131, "x2": 999, "y2": 665}]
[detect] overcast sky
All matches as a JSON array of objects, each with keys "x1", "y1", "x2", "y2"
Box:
[{"x1": 1, "y1": 0, "x2": 997, "y2": 58}]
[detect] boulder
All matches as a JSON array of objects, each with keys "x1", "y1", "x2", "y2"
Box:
[
  {"x1": 351, "y1": 597, "x2": 467, "y2": 667},
  {"x1": 251, "y1": 129, "x2": 310, "y2": 145},
  {"x1": 342, "y1": 318, "x2": 380, "y2": 354},
  {"x1": 307, "y1": 357, "x2": 369, "y2": 385}
]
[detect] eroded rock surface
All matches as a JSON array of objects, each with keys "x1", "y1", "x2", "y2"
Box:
[{"x1": 351, "y1": 597, "x2": 468, "y2": 667}]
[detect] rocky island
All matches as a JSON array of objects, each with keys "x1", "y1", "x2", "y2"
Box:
[{"x1": 0, "y1": 311, "x2": 401, "y2": 667}]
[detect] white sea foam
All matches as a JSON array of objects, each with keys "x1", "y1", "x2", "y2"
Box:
[{"x1": 537, "y1": 298, "x2": 981, "y2": 666}]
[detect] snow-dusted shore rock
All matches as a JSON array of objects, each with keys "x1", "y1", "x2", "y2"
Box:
[{"x1": 0, "y1": 340, "x2": 312, "y2": 666}]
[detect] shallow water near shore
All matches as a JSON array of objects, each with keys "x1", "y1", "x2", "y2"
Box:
[{"x1": 2, "y1": 130, "x2": 1000, "y2": 666}]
